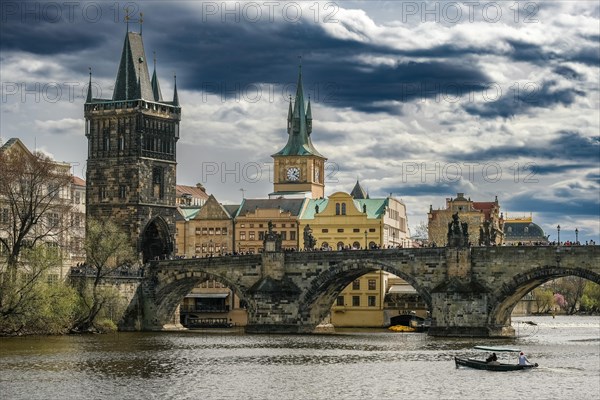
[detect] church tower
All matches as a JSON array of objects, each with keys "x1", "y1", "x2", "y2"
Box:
[
  {"x1": 271, "y1": 67, "x2": 326, "y2": 199},
  {"x1": 84, "y1": 25, "x2": 181, "y2": 262}
]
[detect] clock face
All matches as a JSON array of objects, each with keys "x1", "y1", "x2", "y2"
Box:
[
  {"x1": 314, "y1": 168, "x2": 320, "y2": 182},
  {"x1": 286, "y1": 167, "x2": 300, "y2": 181}
]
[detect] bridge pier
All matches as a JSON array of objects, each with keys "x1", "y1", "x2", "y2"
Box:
[{"x1": 427, "y1": 248, "x2": 514, "y2": 338}]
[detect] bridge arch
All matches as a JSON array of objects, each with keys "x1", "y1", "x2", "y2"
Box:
[
  {"x1": 298, "y1": 258, "x2": 431, "y2": 327},
  {"x1": 151, "y1": 269, "x2": 253, "y2": 328},
  {"x1": 489, "y1": 265, "x2": 600, "y2": 327}
]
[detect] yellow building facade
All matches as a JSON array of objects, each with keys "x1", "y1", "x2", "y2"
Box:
[
  {"x1": 234, "y1": 199, "x2": 306, "y2": 253},
  {"x1": 299, "y1": 190, "x2": 412, "y2": 327},
  {"x1": 299, "y1": 192, "x2": 385, "y2": 250},
  {"x1": 175, "y1": 194, "x2": 235, "y2": 257}
]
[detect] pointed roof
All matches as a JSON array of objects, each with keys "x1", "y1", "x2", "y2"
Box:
[
  {"x1": 272, "y1": 66, "x2": 324, "y2": 158},
  {"x1": 86, "y1": 68, "x2": 93, "y2": 103},
  {"x1": 350, "y1": 180, "x2": 368, "y2": 199},
  {"x1": 172, "y1": 75, "x2": 179, "y2": 107},
  {"x1": 112, "y1": 32, "x2": 154, "y2": 101},
  {"x1": 151, "y1": 53, "x2": 162, "y2": 101}
]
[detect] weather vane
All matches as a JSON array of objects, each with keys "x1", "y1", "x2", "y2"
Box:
[{"x1": 125, "y1": 7, "x2": 130, "y2": 31}]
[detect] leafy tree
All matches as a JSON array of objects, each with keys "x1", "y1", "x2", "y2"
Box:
[
  {"x1": 580, "y1": 282, "x2": 600, "y2": 313},
  {"x1": 0, "y1": 246, "x2": 78, "y2": 335},
  {"x1": 532, "y1": 287, "x2": 555, "y2": 313},
  {"x1": 73, "y1": 218, "x2": 134, "y2": 331}
]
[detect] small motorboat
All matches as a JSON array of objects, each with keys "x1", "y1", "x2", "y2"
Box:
[
  {"x1": 455, "y1": 345, "x2": 538, "y2": 371},
  {"x1": 454, "y1": 356, "x2": 538, "y2": 371}
]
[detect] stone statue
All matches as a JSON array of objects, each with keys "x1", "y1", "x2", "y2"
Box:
[
  {"x1": 447, "y1": 212, "x2": 469, "y2": 247},
  {"x1": 303, "y1": 224, "x2": 317, "y2": 250},
  {"x1": 263, "y1": 219, "x2": 282, "y2": 252},
  {"x1": 478, "y1": 220, "x2": 493, "y2": 246}
]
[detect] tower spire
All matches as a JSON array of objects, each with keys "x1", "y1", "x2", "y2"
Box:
[
  {"x1": 112, "y1": 27, "x2": 154, "y2": 101},
  {"x1": 173, "y1": 74, "x2": 179, "y2": 106},
  {"x1": 151, "y1": 51, "x2": 162, "y2": 101},
  {"x1": 125, "y1": 7, "x2": 130, "y2": 32},
  {"x1": 306, "y1": 95, "x2": 312, "y2": 135},
  {"x1": 272, "y1": 64, "x2": 323, "y2": 158},
  {"x1": 86, "y1": 67, "x2": 93, "y2": 103},
  {"x1": 139, "y1": 12, "x2": 143, "y2": 35},
  {"x1": 287, "y1": 95, "x2": 293, "y2": 134}
]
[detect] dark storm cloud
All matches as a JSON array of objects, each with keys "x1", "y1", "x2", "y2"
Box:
[
  {"x1": 505, "y1": 194, "x2": 600, "y2": 217},
  {"x1": 504, "y1": 39, "x2": 600, "y2": 67},
  {"x1": 141, "y1": 9, "x2": 491, "y2": 112},
  {"x1": 529, "y1": 163, "x2": 597, "y2": 175},
  {"x1": 382, "y1": 184, "x2": 459, "y2": 197},
  {"x1": 552, "y1": 66, "x2": 585, "y2": 81},
  {"x1": 446, "y1": 131, "x2": 600, "y2": 162},
  {"x1": 0, "y1": 1, "x2": 119, "y2": 54},
  {"x1": 463, "y1": 80, "x2": 584, "y2": 119}
]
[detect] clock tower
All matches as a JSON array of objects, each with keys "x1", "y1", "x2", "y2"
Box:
[{"x1": 271, "y1": 67, "x2": 326, "y2": 199}]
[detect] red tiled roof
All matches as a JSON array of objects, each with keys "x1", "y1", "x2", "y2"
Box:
[
  {"x1": 473, "y1": 202, "x2": 496, "y2": 219},
  {"x1": 71, "y1": 176, "x2": 86, "y2": 186},
  {"x1": 176, "y1": 184, "x2": 209, "y2": 200}
]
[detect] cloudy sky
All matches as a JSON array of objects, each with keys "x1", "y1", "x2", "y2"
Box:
[{"x1": 1, "y1": 1, "x2": 599, "y2": 242}]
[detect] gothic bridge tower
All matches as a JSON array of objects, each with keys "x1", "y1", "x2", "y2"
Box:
[{"x1": 84, "y1": 26, "x2": 181, "y2": 262}]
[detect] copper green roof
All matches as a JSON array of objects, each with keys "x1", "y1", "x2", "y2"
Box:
[
  {"x1": 177, "y1": 207, "x2": 200, "y2": 221},
  {"x1": 272, "y1": 67, "x2": 324, "y2": 158},
  {"x1": 300, "y1": 198, "x2": 387, "y2": 220}
]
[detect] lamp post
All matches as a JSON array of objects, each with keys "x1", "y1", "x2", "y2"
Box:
[
  {"x1": 392, "y1": 230, "x2": 396, "y2": 248},
  {"x1": 209, "y1": 239, "x2": 213, "y2": 257},
  {"x1": 364, "y1": 230, "x2": 368, "y2": 250},
  {"x1": 575, "y1": 228, "x2": 579, "y2": 244},
  {"x1": 557, "y1": 225, "x2": 560, "y2": 245}
]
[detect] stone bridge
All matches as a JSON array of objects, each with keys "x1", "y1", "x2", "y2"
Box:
[{"x1": 131, "y1": 245, "x2": 600, "y2": 337}]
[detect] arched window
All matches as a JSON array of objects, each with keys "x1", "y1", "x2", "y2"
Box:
[
  {"x1": 336, "y1": 241, "x2": 344, "y2": 251},
  {"x1": 335, "y1": 203, "x2": 340, "y2": 215},
  {"x1": 369, "y1": 241, "x2": 376, "y2": 249},
  {"x1": 321, "y1": 241, "x2": 329, "y2": 250},
  {"x1": 352, "y1": 241, "x2": 361, "y2": 249},
  {"x1": 341, "y1": 203, "x2": 347, "y2": 215},
  {"x1": 507, "y1": 226, "x2": 512, "y2": 233}
]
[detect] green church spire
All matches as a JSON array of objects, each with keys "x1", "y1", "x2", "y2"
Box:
[{"x1": 273, "y1": 65, "x2": 323, "y2": 157}]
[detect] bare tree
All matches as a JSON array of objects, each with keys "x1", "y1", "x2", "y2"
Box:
[
  {"x1": 0, "y1": 143, "x2": 73, "y2": 274},
  {"x1": 74, "y1": 218, "x2": 135, "y2": 331}
]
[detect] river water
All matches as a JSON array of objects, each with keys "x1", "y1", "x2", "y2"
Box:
[{"x1": 1, "y1": 316, "x2": 598, "y2": 400}]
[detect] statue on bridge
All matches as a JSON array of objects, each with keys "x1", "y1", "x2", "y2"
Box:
[
  {"x1": 478, "y1": 220, "x2": 497, "y2": 246},
  {"x1": 447, "y1": 212, "x2": 469, "y2": 247},
  {"x1": 303, "y1": 225, "x2": 317, "y2": 250},
  {"x1": 263, "y1": 220, "x2": 282, "y2": 252}
]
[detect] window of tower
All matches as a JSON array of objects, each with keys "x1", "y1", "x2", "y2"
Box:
[{"x1": 152, "y1": 167, "x2": 164, "y2": 199}]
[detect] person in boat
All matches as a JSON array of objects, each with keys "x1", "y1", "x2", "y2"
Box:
[
  {"x1": 486, "y1": 353, "x2": 498, "y2": 364},
  {"x1": 518, "y1": 352, "x2": 531, "y2": 365}
]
